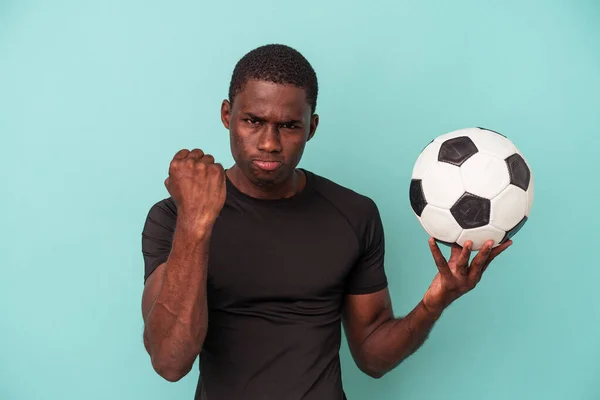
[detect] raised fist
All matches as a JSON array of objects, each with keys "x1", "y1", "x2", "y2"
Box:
[{"x1": 165, "y1": 149, "x2": 226, "y2": 229}]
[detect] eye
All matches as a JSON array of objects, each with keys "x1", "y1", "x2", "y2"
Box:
[
  {"x1": 245, "y1": 118, "x2": 261, "y2": 126},
  {"x1": 281, "y1": 123, "x2": 298, "y2": 130}
]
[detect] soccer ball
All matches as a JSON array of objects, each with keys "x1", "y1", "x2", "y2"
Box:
[{"x1": 409, "y1": 127, "x2": 534, "y2": 251}]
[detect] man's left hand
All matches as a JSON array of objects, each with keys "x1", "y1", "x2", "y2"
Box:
[{"x1": 422, "y1": 238, "x2": 512, "y2": 316}]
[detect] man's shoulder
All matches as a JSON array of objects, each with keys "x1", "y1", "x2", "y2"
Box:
[
  {"x1": 145, "y1": 196, "x2": 178, "y2": 220},
  {"x1": 307, "y1": 170, "x2": 379, "y2": 216}
]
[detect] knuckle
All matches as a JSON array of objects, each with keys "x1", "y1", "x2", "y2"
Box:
[
  {"x1": 169, "y1": 160, "x2": 180, "y2": 171},
  {"x1": 185, "y1": 158, "x2": 195, "y2": 168},
  {"x1": 209, "y1": 165, "x2": 222, "y2": 177}
]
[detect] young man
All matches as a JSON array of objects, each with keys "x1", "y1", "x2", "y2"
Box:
[{"x1": 140, "y1": 44, "x2": 512, "y2": 400}]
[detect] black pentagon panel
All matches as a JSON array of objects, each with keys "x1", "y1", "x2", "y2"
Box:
[
  {"x1": 506, "y1": 153, "x2": 531, "y2": 190},
  {"x1": 477, "y1": 127, "x2": 507, "y2": 138},
  {"x1": 500, "y1": 216, "x2": 528, "y2": 244},
  {"x1": 409, "y1": 179, "x2": 427, "y2": 217},
  {"x1": 450, "y1": 192, "x2": 491, "y2": 229},
  {"x1": 438, "y1": 136, "x2": 479, "y2": 166}
]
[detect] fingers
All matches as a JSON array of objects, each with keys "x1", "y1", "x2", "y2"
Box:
[
  {"x1": 188, "y1": 149, "x2": 216, "y2": 165},
  {"x1": 469, "y1": 239, "x2": 513, "y2": 281},
  {"x1": 200, "y1": 154, "x2": 215, "y2": 164},
  {"x1": 449, "y1": 245, "x2": 463, "y2": 261},
  {"x1": 447, "y1": 241, "x2": 472, "y2": 275},
  {"x1": 173, "y1": 149, "x2": 190, "y2": 160},
  {"x1": 173, "y1": 148, "x2": 211, "y2": 161},
  {"x1": 489, "y1": 240, "x2": 512, "y2": 260},
  {"x1": 468, "y1": 240, "x2": 493, "y2": 282},
  {"x1": 482, "y1": 240, "x2": 512, "y2": 273},
  {"x1": 187, "y1": 148, "x2": 205, "y2": 160},
  {"x1": 428, "y1": 238, "x2": 453, "y2": 280},
  {"x1": 454, "y1": 241, "x2": 472, "y2": 277},
  {"x1": 171, "y1": 148, "x2": 216, "y2": 170}
]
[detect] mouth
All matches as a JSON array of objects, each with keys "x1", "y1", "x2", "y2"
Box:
[{"x1": 253, "y1": 160, "x2": 282, "y2": 172}]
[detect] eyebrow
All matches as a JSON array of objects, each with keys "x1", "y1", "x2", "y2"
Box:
[
  {"x1": 245, "y1": 112, "x2": 265, "y2": 121},
  {"x1": 245, "y1": 112, "x2": 303, "y2": 125}
]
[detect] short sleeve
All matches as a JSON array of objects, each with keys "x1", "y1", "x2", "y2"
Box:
[
  {"x1": 345, "y1": 200, "x2": 388, "y2": 295},
  {"x1": 141, "y1": 198, "x2": 177, "y2": 282}
]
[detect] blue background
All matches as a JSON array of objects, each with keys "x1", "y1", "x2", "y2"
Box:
[{"x1": 1, "y1": 1, "x2": 599, "y2": 399}]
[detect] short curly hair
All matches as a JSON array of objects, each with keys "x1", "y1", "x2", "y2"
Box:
[{"x1": 228, "y1": 44, "x2": 319, "y2": 114}]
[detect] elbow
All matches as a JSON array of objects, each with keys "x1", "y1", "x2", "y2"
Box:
[
  {"x1": 144, "y1": 331, "x2": 204, "y2": 382},
  {"x1": 152, "y1": 358, "x2": 194, "y2": 382},
  {"x1": 360, "y1": 364, "x2": 387, "y2": 380},
  {"x1": 367, "y1": 370, "x2": 386, "y2": 379},
  {"x1": 356, "y1": 354, "x2": 393, "y2": 379},
  {"x1": 156, "y1": 367, "x2": 187, "y2": 383},
  {"x1": 159, "y1": 368, "x2": 189, "y2": 383},
  {"x1": 150, "y1": 346, "x2": 200, "y2": 383}
]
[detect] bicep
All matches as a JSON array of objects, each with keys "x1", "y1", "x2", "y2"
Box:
[
  {"x1": 140, "y1": 199, "x2": 176, "y2": 321},
  {"x1": 345, "y1": 199, "x2": 388, "y2": 295},
  {"x1": 342, "y1": 288, "x2": 394, "y2": 356},
  {"x1": 142, "y1": 199, "x2": 176, "y2": 282}
]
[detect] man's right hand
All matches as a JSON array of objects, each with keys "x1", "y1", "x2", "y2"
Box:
[
  {"x1": 164, "y1": 149, "x2": 226, "y2": 231},
  {"x1": 142, "y1": 148, "x2": 222, "y2": 381}
]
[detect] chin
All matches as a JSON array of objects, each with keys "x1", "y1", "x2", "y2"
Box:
[
  {"x1": 252, "y1": 171, "x2": 284, "y2": 188},
  {"x1": 248, "y1": 164, "x2": 290, "y2": 187}
]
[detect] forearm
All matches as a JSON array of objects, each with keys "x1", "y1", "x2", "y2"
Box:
[
  {"x1": 144, "y1": 217, "x2": 211, "y2": 379},
  {"x1": 361, "y1": 301, "x2": 442, "y2": 378}
]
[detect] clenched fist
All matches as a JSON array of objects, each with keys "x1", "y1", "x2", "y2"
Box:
[{"x1": 165, "y1": 149, "x2": 226, "y2": 231}]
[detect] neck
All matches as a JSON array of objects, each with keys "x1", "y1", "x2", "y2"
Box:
[{"x1": 226, "y1": 165, "x2": 305, "y2": 200}]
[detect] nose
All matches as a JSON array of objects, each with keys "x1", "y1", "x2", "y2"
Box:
[{"x1": 257, "y1": 124, "x2": 282, "y2": 153}]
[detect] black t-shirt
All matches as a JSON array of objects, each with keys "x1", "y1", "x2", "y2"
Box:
[{"x1": 141, "y1": 169, "x2": 388, "y2": 400}]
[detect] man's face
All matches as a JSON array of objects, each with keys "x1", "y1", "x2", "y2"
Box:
[{"x1": 221, "y1": 79, "x2": 318, "y2": 189}]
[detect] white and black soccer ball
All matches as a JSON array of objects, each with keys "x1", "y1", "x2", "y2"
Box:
[{"x1": 409, "y1": 127, "x2": 534, "y2": 250}]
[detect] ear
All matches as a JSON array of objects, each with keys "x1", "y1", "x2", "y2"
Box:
[
  {"x1": 221, "y1": 99, "x2": 231, "y2": 129},
  {"x1": 307, "y1": 114, "x2": 319, "y2": 142}
]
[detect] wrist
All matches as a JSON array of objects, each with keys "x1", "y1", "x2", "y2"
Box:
[
  {"x1": 419, "y1": 299, "x2": 444, "y2": 320},
  {"x1": 176, "y1": 213, "x2": 216, "y2": 240}
]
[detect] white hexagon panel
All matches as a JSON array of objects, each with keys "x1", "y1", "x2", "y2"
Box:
[
  {"x1": 490, "y1": 185, "x2": 527, "y2": 232},
  {"x1": 421, "y1": 162, "x2": 465, "y2": 209},
  {"x1": 461, "y1": 152, "x2": 511, "y2": 199},
  {"x1": 420, "y1": 205, "x2": 463, "y2": 244}
]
